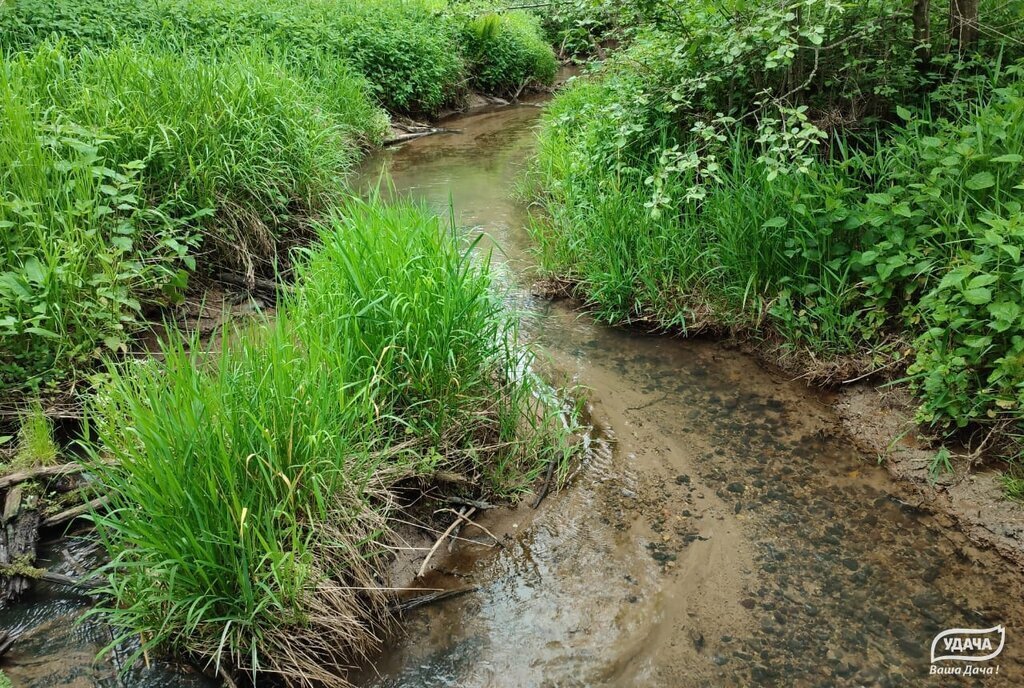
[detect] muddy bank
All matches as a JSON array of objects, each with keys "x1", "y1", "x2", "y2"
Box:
[
  {"x1": 354, "y1": 101, "x2": 1024, "y2": 686},
  {"x1": 837, "y1": 386, "x2": 1024, "y2": 569}
]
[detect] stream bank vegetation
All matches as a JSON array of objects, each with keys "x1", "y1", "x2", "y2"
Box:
[
  {"x1": 529, "y1": 0, "x2": 1024, "y2": 494},
  {"x1": 0, "y1": 0, "x2": 559, "y2": 400},
  {"x1": 82, "y1": 197, "x2": 574, "y2": 684}
]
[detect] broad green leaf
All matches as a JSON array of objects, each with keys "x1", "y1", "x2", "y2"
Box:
[
  {"x1": 967, "y1": 274, "x2": 998, "y2": 289},
  {"x1": 988, "y1": 301, "x2": 1021, "y2": 322},
  {"x1": 963, "y1": 287, "x2": 993, "y2": 305},
  {"x1": 965, "y1": 171, "x2": 995, "y2": 190}
]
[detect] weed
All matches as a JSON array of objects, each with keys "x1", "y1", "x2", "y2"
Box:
[{"x1": 11, "y1": 401, "x2": 58, "y2": 469}]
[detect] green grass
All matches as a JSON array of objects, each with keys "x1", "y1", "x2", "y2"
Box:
[
  {"x1": 10, "y1": 401, "x2": 59, "y2": 469},
  {"x1": 0, "y1": 42, "x2": 384, "y2": 391},
  {"x1": 84, "y1": 197, "x2": 564, "y2": 682},
  {"x1": 0, "y1": 0, "x2": 560, "y2": 395},
  {"x1": 1004, "y1": 472, "x2": 1024, "y2": 502}
]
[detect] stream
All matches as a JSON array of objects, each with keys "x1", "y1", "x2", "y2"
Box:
[
  {"x1": 351, "y1": 101, "x2": 1024, "y2": 686},
  {"x1": 3, "y1": 99, "x2": 1023, "y2": 687}
]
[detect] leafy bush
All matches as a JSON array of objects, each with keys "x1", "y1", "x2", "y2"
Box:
[
  {"x1": 462, "y1": 11, "x2": 558, "y2": 95},
  {"x1": 864, "y1": 82, "x2": 1024, "y2": 431},
  {"x1": 0, "y1": 43, "x2": 383, "y2": 390},
  {"x1": 85, "y1": 198, "x2": 558, "y2": 682},
  {"x1": 530, "y1": 1, "x2": 1024, "y2": 466}
]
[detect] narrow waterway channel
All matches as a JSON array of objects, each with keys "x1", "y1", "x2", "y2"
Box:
[{"x1": 352, "y1": 102, "x2": 1024, "y2": 687}]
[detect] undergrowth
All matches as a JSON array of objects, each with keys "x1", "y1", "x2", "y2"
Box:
[
  {"x1": 84, "y1": 197, "x2": 568, "y2": 685},
  {"x1": 529, "y1": 0, "x2": 1024, "y2": 485},
  {"x1": 0, "y1": 43, "x2": 382, "y2": 392}
]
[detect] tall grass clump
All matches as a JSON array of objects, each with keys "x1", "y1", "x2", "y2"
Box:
[
  {"x1": 85, "y1": 197, "x2": 560, "y2": 684},
  {"x1": 10, "y1": 401, "x2": 59, "y2": 469},
  {"x1": 0, "y1": 43, "x2": 384, "y2": 391}
]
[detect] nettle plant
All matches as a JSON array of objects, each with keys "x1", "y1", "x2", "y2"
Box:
[
  {"x1": 846, "y1": 71, "x2": 1024, "y2": 432},
  {"x1": 0, "y1": 120, "x2": 196, "y2": 389}
]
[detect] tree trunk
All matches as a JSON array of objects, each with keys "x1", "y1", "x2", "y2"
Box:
[
  {"x1": 913, "y1": 0, "x2": 931, "y2": 65},
  {"x1": 949, "y1": 0, "x2": 979, "y2": 52}
]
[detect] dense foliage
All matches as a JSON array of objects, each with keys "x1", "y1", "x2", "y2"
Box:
[
  {"x1": 86, "y1": 198, "x2": 565, "y2": 682},
  {"x1": 462, "y1": 11, "x2": 559, "y2": 95},
  {"x1": 0, "y1": 0, "x2": 558, "y2": 113},
  {"x1": 530, "y1": 0, "x2": 1024, "y2": 474},
  {"x1": 0, "y1": 0, "x2": 557, "y2": 393},
  {"x1": 0, "y1": 43, "x2": 383, "y2": 390}
]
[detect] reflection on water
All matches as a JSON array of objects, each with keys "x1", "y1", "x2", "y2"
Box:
[
  {"x1": 0, "y1": 538, "x2": 214, "y2": 687},
  {"x1": 355, "y1": 103, "x2": 1024, "y2": 687}
]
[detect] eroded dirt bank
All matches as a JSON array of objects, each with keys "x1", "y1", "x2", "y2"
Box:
[{"x1": 353, "y1": 102, "x2": 1024, "y2": 687}]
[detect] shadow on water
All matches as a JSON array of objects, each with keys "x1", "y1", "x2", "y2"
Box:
[
  {"x1": 353, "y1": 102, "x2": 1024, "y2": 687},
  {"x1": 0, "y1": 537, "x2": 215, "y2": 687}
]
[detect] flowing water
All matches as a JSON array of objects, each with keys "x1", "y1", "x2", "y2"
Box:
[
  {"x1": 0, "y1": 537, "x2": 215, "y2": 687},
  {"x1": 352, "y1": 102, "x2": 1024, "y2": 687}
]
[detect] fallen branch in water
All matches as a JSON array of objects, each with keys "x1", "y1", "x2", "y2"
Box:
[
  {"x1": 38, "y1": 570, "x2": 103, "y2": 590},
  {"x1": 391, "y1": 585, "x2": 478, "y2": 614},
  {"x1": 383, "y1": 127, "x2": 461, "y2": 146},
  {"x1": 416, "y1": 506, "x2": 474, "y2": 579}
]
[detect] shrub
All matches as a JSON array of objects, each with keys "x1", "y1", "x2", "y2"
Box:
[
  {"x1": 462, "y1": 11, "x2": 558, "y2": 96},
  {"x1": 85, "y1": 198, "x2": 559, "y2": 683}
]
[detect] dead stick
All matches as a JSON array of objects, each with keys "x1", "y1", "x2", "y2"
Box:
[
  {"x1": 42, "y1": 496, "x2": 109, "y2": 528},
  {"x1": 532, "y1": 458, "x2": 557, "y2": 509},
  {"x1": 0, "y1": 463, "x2": 87, "y2": 490},
  {"x1": 218, "y1": 665, "x2": 239, "y2": 688},
  {"x1": 392, "y1": 586, "x2": 479, "y2": 614},
  {"x1": 38, "y1": 571, "x2": 103, "y2": 590},
  {"x1": 436, "y1": 508, "x2": 500, "y2": 546},
  {"x1": 416, "y1": 507, "x2": 474, "y2": 579}
]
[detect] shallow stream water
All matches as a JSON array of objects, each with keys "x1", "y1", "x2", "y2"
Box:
[{"x1": 351, "y1": 102, "x2": 1024, "y2": 687}]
